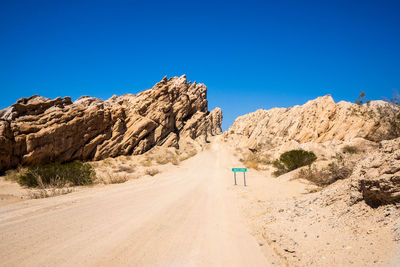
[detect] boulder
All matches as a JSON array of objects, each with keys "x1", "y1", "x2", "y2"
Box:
[{"x1": 350, "y1": 137, "x2": 400, "y2": 207}]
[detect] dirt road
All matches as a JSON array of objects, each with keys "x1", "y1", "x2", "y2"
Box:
[{"x1": 0, "y1": 140, "x2": 271, "y2": 266}]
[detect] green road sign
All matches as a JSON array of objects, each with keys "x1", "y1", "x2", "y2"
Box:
[{"x1": 232, "y1": 168, "x2": 247, "y2": 172}]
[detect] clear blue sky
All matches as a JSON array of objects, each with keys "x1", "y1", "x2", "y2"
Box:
[{"x1": 1, "y1": 0, "x2": 399, "y2": 130}]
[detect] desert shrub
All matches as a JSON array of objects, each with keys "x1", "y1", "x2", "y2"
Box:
[
  {"x1": 170, "y1": 157, "x2": 179, "y2": 165},
  {"x1": 245, "y1": 160, "x2": 260, "y2": 170},
  {"x1": 141, "y1": 159, "x2": 152, "y2": 167},
  {"x1": 327, "y1": 162, "x2": 352, "y2": 181},
  {"x1": 243, "y1": 152, "x2": 271, "y2": 170},
  {"x1": 188, "y1": 149, "x2": 198, "y2": 157},
  {"x1": 342, "y1": 145, "x2": 359, "y2": 154},
  {"x1": 155, "y1": 153, "x2": 179, "y2": 165},
  {"x1": 155, "y1": 157, "x2": 170, "y2": 165},
  {"x1": 28, "y1": 188, "x2": 73, "y2": 199},
  {"x1": 115, "y1": 165, "x2": 135, "y2": 173},
  {"x1": 179, "y1": 149, "x2": 198, "y2": 161},
  {"x1": 297, "y1": 162, "x2": 352, "y2": 187},
  {"x1": 145, "y1": 168, "x2": 160, "y2": 176},
  {"x1": 280, "y1": 150, "x2": 317, "y2": 170},
  {"x1": 97, "y1": 170, "x2": 129, "y2": 184},
  {"x1": 109, "y1": 174, "x2": 129, "y2": 184},
  {"x1": 272, "y1": 149, "x2": 317, "y2": 176},
  {"x1": 18, "y1": 161, "x2": 95, "y2": 188},
  {"x1": 102, "y1": 158, "x2": 113, "y2": 166},
  {"x1": 272, "y1": 159, "x2": 287, "y2": 176},
  {"x1": 4, "y1": 167, "x2": 24, "y2": 182}
]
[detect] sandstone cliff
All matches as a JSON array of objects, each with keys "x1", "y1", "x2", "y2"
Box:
[
  {"x1": 0, "y1": 75, "x2": 222, "y2": 171},
  {"x1": 226, "y1": 95, "x2": 398, "y2": 151}
]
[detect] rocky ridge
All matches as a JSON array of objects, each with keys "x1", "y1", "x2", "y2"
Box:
[
  {"x1": 0, "y1": 75, "x2": 222, "y2": 171},
  {"x1": 226, "y1": 95, "x2": 397, "y2": 151}
]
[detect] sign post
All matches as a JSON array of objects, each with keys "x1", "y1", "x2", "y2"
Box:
[{"x1": 232, "y1": 168, "x2": 247, "y2": 186}]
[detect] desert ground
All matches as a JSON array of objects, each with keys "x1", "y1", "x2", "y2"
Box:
[{"x1": 1, "y1": 136, "x2": 399, "y2": 266}]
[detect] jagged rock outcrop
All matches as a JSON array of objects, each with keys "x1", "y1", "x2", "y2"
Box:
[
  {"x1": 226, "y1": 95, "x2": 398, "y2": 151},
  {"x1": 350, "y1": 137, "x2": 400, "y2": 207},
  {"x1": 0, "y1": 75, "x2": 222, "y2": 171}
]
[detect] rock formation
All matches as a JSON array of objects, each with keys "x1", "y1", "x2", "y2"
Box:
[
  {"x1": 226, "y1": 95, "x2": 398, "y2": 151},
  {"x1": 350, "y1": 137, "x2": 400, "y2": 207},
  {"x1": 0, "y1": 75, "x2": 222, "y2": 171}
]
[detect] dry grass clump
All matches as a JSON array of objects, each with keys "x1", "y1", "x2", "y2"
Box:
[
  {"x1": 154, "y1": 154, "x2": 179, "y2": 165},
  {"x1": 109, "y1": 174, "x2": 129, "y2": 184},
  {"x1": 244, "y1": 160, "x2": 261, "y2": 170},
  {"x1": 155, "y1": 157, "x2": 170, "y2": 165},
  {"x1": 179, "y1": 149, "x2": 198, "y2": 161},
  {"x1": 145, "y1": 168, "x2": 160, "y2": 176},
  {"x1": 203, "y1": 142, "x2": 212, "y2": 150},
  {"x1": 117, "y1": 155, "x2": 131, "y2": 163},
  {"x1": 115, "y1": 164, "x2": 135, "y2": 173},
  {"x1": 141, "y1": 159, "x2": 153, "y2": 167},
  {"x1": 243, "y1": 152, "x2": 271, "y2": 170},
  {"x1": 297, "y1": 162, "x2": 352, "y2": 187},
  {"x1": 102, "y1": 158, "x2": 114, "y2": 166},
  {"x1": 97, "y1": 171, "x2": 130, "y2": 184},
  {"x1": 4, "y1": 167, "x2": 24, "y2": 183},
  {"x1": 143, "y1": 147, "x2": 181, "y2": 166},
  {"x1": 170, "y1": 157, "x2": 180, "y2": 165},
  {"x1": 28, "y1": 188, "x2": 74, "y2": 199}
]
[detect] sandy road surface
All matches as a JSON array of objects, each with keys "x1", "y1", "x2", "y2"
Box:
[{"x1": 0, "y1": 140, "x2": 270, "y2": 267}]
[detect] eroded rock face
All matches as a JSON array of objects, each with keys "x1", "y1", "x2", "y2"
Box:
[
  {"x1": 226, "y1": 95, "x2": 397, "y2": 150},
  {"x1": 350, "y1": 137, "x2": 400, "y2": 207},
  {"x1": 0, "y1": 75, "x2": 222, "y2": 171}
]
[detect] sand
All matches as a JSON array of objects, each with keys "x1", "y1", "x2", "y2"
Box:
[{"x1": 0, "y1": 136, "x2": 398, "y2": 266}]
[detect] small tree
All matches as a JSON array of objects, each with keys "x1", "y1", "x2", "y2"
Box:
[{"x1": 273, "y1": 149, "x2": 317, "y2": 176}]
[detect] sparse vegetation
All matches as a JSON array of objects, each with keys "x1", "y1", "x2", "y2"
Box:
[
  {"x1": 96, "y1": 170, "x2": 130, "y2": 184},
  {"x1": 297, "y1": 150, "x2": 353, "y2": 187},
  {"x1": 145, "y1": 168, "x2": 160, "y2": 176},
  {"x1": 272, "y1": 149, "x2": 317, "y2": 176},
  {"x1": 28, "y1": 188, "x2": 74, "y2": 199},
  {"x1": 155, "y1": 153, "x2": 180, "y2": 165},
  {"x1": 179, "y1": 149, "x2": 198, "y2": 161},
  {"x1": 17, "y1": 161, "x2": 95, "y2": 188},
  {"x1": 141, "y1": 159, "x2": 153, "y2": 167},
  {"x1": 109, "y1": 174, "x2": 129, "y2": 184},
  {"x1": 115, "y1": 165, "x2": 135, "y2": 173},
  {"x1": 297, "y1": 162, "x2": 352, "y2": 187},
  {"x1": 4, "y1": 167, "x2": 24, "y2": 183},
  {"x1": 243, "y1": 152, "x2": 271, "y2": 170},
  {"x1": 155, "y1": 157, "x2": 170, "y2": 165},
  {"x1": 349, "y1": 90, "x2": 400, "y2": 140}
]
